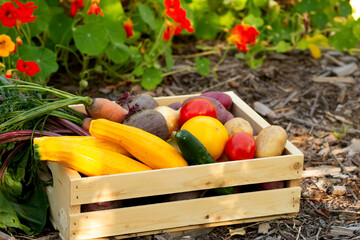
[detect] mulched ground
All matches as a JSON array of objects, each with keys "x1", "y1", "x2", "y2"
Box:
[{"x1": 5, "y1": 47, "x2": 360, "y2": 240}]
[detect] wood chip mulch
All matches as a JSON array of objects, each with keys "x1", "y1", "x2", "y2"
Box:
[{"x1": 4, "y1": 48, "x2": 359, "y2": 240}]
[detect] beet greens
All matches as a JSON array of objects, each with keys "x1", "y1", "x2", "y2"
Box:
[{"x1": 0, "y1": 76, "x2": 91, "y2": 235}]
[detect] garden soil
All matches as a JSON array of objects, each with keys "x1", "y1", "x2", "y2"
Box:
[{"x1": 7, "y1": 47, "x2": 360, "y2": 240}]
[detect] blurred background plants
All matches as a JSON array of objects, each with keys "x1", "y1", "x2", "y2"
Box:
[{"x1": 0, "y1": 0, "x2": 359, "y2": 91}]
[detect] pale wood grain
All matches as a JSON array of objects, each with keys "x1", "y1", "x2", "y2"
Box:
[{"x1": 68, "y1": 188, "x2": 300, "y2": 239}]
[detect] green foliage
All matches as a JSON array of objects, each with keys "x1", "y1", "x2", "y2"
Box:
[
  {"x1": 0, "y1": 0, "x2": 359, "y2": 89},
  {"x1": 195, "y1": 56, "x2": 211, "y2": 76}
]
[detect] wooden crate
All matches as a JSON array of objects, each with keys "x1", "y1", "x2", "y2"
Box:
[{"x1": 46, "y1": 91, "x2": 304, "y2": 240}]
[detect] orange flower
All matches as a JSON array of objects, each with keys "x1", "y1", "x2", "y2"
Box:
[
  {"x1": 123, "y1": 18, "x2": 134, "y2": 39},
  {"x1": 162, "y1": 21, "x2": 182, "y2": 40},
  {"x1": 227, "y1": 24, "x2": 259, "y2": 52},
  {"x1": 0, "y1": 34, "x2": 15, "y2": 57},
  {"x1": 87, "y1": 0, "x2": 103, "y2": 16}
]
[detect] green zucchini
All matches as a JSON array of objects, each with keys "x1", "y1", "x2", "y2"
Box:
[{"x1": 174, "y1": 129, "x2": 234, "y2": 195}]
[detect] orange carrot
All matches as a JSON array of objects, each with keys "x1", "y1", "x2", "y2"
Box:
[
  {"x1": 85, "y1": 98, "x2": 128, "y2": 123},
  {"x1": 81, "y1": 117, "x2": 94, "y2": 132}
]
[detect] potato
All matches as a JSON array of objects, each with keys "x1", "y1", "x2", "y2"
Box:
[
  {"x1": 255, "y1": 125, "x2": 287, "y2": 158},
  {"x1": 224, "y1": 117, "x2": 253, "y2": 137}
]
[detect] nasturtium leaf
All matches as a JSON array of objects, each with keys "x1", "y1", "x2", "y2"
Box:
[
  {"x1": 339, "y1": 0, "x2": 352, "y2": 17},
  {"x1": 244, "y1": 14, "x2": 264, "y2": 28},
  {"x1": 164, "y1": 45, "x2": 174, "y2": 71},
  {"x1": 219, "y1": 10, "x2": 235, "y2": 28},
  {"x1": 195, "y1": 13, "x2": 220, "y2": 40},
  {"x1": 104, "y1": 19, "x2": 126, "y2": 45},
  {"x1": 101, "y1": 0, "x2": 124, "y2": 21},
  {"x1": 229, "y1": 0, "x2": 247, "y2": 11},
  {"x1": 275, "y1": 41, "x2": 291, "y2": 53},
  {"x1": 48, "y1": 14, "x2": 73, "y2": 45},
  {"x1": 132, "y1": 12, "x2": 147, "y2": 33},
  {"x1": 311, "y1": 12, "x2": 328, "y2": 27},
  {"x1": 105, "y1": 43, "x2": 130, "y2": 64},
  {"x1": 17, "y1": 45, "x2": 59, "y2": 82},
  {"x1": 138, "y1": 3, "x2": 157, "y2": 31},
  {"x1": 129, "y1": 46, "x2": 143, "y2": 66},
  {"x1": 141, "y1": 68, "x2": 163, "y2": 90},
  {"x1": 195, "y1": 56, "x2": 210, "y2": 76},
  {"x1": 189, "y1": 0, "x2": 211, "y2": 12},
  {"x1": 253, "y1": 0, "x2": 268, "y2": 8},
  {"x1": 29, "y1": 0, "x2": 51, "y2": 37},
  {"x1": 329, "y1": 28, "x2": 359, "y2": 51},
  {"x1": 297, "y1": 38, "x2": 308, "y2": 50},
  {"x1": 294, "y1": 0, "x2": 316, "y2": 13},
  {"x1": 72, "y1": 23, "x2": 109, "y2": 56},
  {"x1": 353, "y1": 22, "x2": 360, "y2": 39}
]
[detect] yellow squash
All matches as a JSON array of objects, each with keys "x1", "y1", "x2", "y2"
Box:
[
  {"x1": 89, "y1": 118, "x2": 188, "y2": 169},
  {"x1": 34, "y1": 136, "x2": 152, "y2": 176}
]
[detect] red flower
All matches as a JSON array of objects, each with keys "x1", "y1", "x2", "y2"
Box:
[
  {"x1": 0, "y1": 1, "x2": 37, "y2": 28},
  {"x1": 5, "y1": 69, "x2": 12, "y2": 78},
  {"x1": 123, "y1": 18, "x2": 134, "y2": 39},
  {"x1": 0, "y1": 2, "x2": 18, "y2": 27},
  {"x1": 227, "y1": 24, "x2": 259, "y2": 52},
  {"x1": 163, "y1": 0, "x2": 193, "y2": 34},
  {"x1": 12, "y1": 0, "x2": 37, "y2": 24},
  {"x1": 162, "y1": 21, "x2": 182, "y2": 40},
  {"x1": 87, "y1": 0, "x2": 103, "y2": 16},
  {"x1": 16, "y1": 59, "x2": 40, "y2": 77},
  {"x1": 69, "y1": 0, "x2": 84, "y2": 17}
]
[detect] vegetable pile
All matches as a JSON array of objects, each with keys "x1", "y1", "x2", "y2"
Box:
[{"x1": 0, "y1": 79, "x2": 288, "y2": 235}]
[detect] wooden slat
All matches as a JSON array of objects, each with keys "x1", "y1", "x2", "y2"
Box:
[
  {"x1": 227, "y1": 92, "x2": 270, "y2": 134},
  {"x1": 69, "y1": 187, "x2": 300, "y2": 239},
  {"x1": 47, "y1": 162, "x2": 81, "y2": 240},
  {"x1": 69, "y1": 155, "x2": 303, "y2": 205}
]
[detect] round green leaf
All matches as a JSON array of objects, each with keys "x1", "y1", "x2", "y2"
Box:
[
  {"x1": 17, "y1": 45, "x2": 59, "y2": 82},
  {"x1": 195, "y1": 56, "x2": 210, "y2": 76},
  {"x1": 329, "y1": 28, "x2": 359, "y2": 51},
  {"x1": 29, "y1": 0, "x2": 51, "y2": 37},
  {"x1": 141, "y1": 68, "x2": 163, "y2": 90},
  {"x1": 72, "y1": 23, "x2": 109, "y2": 56},
  {"x1": 275, "y1": 41, "x2": 291, "y2": 53},
  {"x1": 104, "y1": 20, "x2": 126, "y2": 45},
  {"x1": 219, "y1": 10, "x2": 235, "y2": 28},
  {"x1": 105, "y1": 43, "x2": 130, "y2": 64},
  {"x1": 230, "y1": 0, "x2": 247, "y2": 11},
  {"x1": 310, "y1": 12, "x2": 328, "y2": 27},
  {"x1": 339, "y1": 0, "x2": 352, "y2": 17},
  {"x1": 138, "y1": 3, "x2": 156, "y2": 30},
  {"x1": 253, "y1": 0, "x2": 268, "y2": 8},
  {"x1": 195, "y1": 13, "x2": 220, "y2": 40},
  {"x1": 244, "y1": 14, "x2": 264, "y2": 28},
  {"x1": 48, "y1": 13, "x2": 73, "y2": 45}
]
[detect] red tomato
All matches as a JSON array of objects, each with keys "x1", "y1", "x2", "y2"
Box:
[
  {"x1": 224, "y1": 132, "x2": 256, "y2": 160},
  {"x1": 178, "y1": 98, "x2": 217, "y2": 126}
]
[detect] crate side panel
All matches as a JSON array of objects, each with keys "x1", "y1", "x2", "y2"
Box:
[
  {"x1": 227, "y1": 92, "x2": 270, "y2": 134},
  {"x1": 69, "y1": 187, "x2": 300, "y2": 239},
  {"x1": 47, "y1": 162, "x2": 81, "y2": 240},
  {"x1": 70, "y1": 155, "x2": 303, "y2": 205}
]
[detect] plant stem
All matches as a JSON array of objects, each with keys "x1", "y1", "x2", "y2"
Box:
[
  {"x1": 0, "y1": 97, "x2": 92, "y2": 132},
  {"x1": 212, "y1": 47, "x2": 230, "y2": 71},
  {"x1": 162, "y1": 66, "x2": 193, "y2": 77}
]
